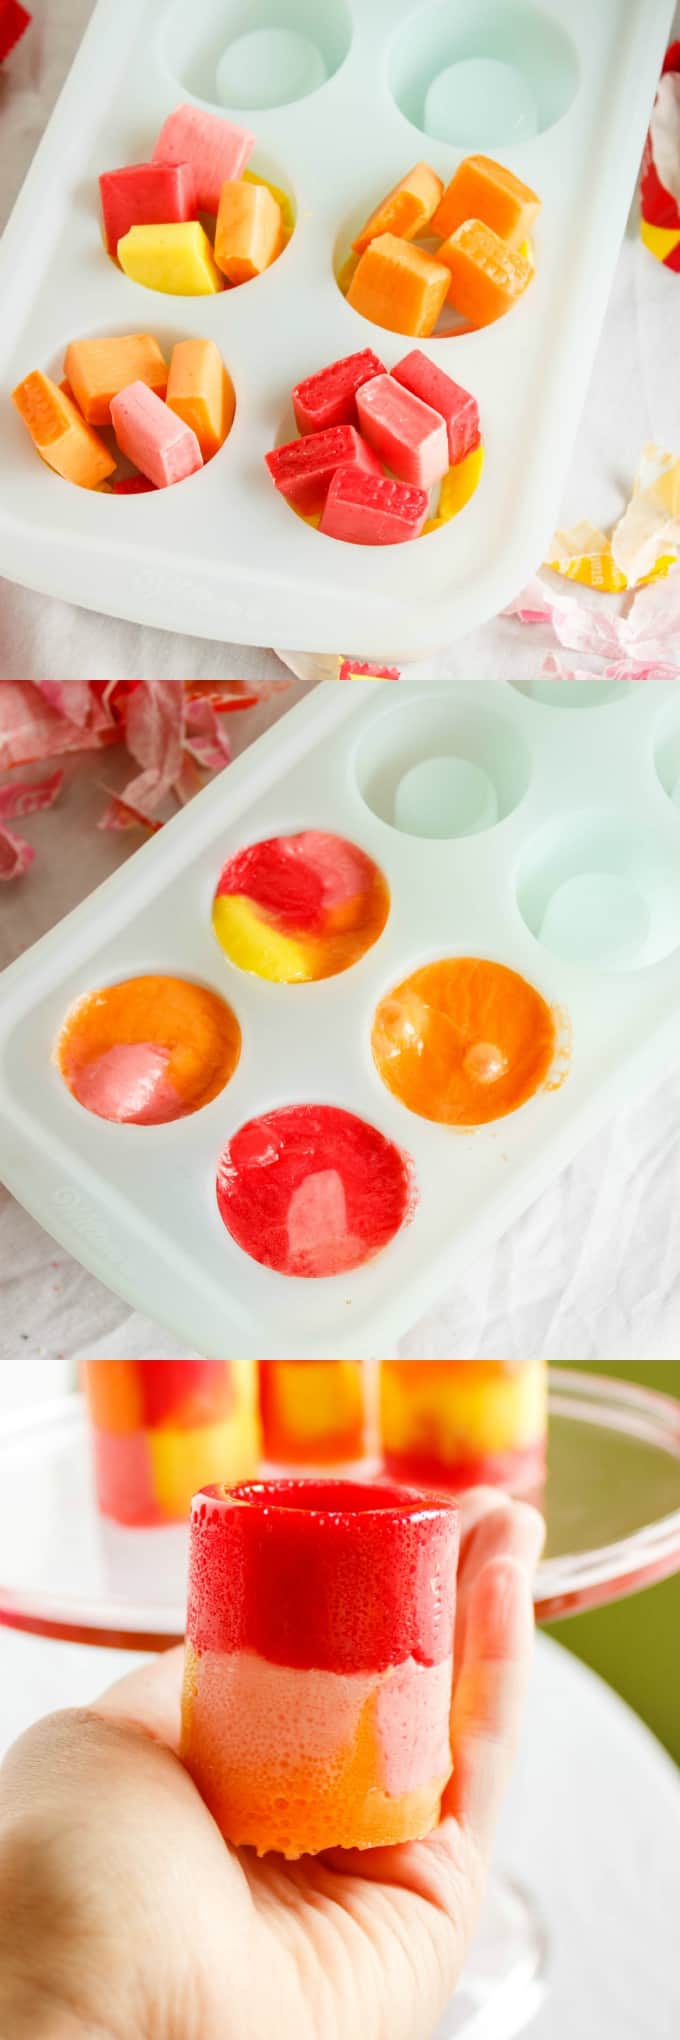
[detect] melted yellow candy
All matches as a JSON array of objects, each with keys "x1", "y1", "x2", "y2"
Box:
[
  {"x1": 381, "y1": 1359, "x2": 547, "y2": 1458},
  {"x1": 437, "y1": 444, "x2": 485, "y2": 522},
  {"x1": 212, "y1": 892, "x2": 312, "y2": 981}
]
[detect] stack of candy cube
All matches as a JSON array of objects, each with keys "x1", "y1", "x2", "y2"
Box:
[
  {"x1": 343, "y1": 152, "x2": 541, "y2": 338},
  {"x1": 265, "y1": 345, "x2": 483, "y2": 544},
  {"x1": 99, "y1": 104, "x2": 292, "y2": 295},
  {"x1": 12, "y1": 332, "x2": 235, "y2": 492},
  {"x1": 640, "y1": 41, "x2": 680, "y2": 271},
  {"x1": 0, "y1": 0, "x2": 30, "y2": 63}
]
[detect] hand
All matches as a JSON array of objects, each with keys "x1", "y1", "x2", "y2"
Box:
[{"x1": 0, "y1": 1489, "x2": 544, "y2": 2040}]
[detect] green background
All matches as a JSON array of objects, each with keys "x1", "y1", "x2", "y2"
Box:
[{"x1": 547, "y1": 1361, "x2": 680, "y2": 1763}]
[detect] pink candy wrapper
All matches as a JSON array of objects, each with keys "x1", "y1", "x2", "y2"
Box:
[{"x1": 0, "y1": 680, "x2": 289, "y2": 880}]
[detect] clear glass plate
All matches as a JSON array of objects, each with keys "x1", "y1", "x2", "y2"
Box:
[{"x1": 1, "y1": 1368, "x2": 679, "y2": 1649}]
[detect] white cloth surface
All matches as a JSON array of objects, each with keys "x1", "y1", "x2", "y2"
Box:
[
  {"x1": 0, "y1": 1626, "x2": 678, "y2": 2040},
  {"x1": 1, "y1": 698, "x2": 680, "y2": 1361},
  {"x1": 0, "y1": 3, "x2": 679, "y2": 679}
]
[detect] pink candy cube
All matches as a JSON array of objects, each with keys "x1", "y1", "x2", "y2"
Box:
[
  {"x1": 392, "y1": 351, "x2": 481, "y2": 466},
  {"x1": 292, "y1": 349, "x2": 386, "y2": 435},
  {"x1": 321, "y1": 469, "x2": 429, "y2": 545},
  {"x1": 152, "y1": 104, "x2": 255, "y2": 215},
  {"x1": 265, "y1": 425, "x2": 382, "y2": 515},
  {"x1": 110, "y1": 382, "x2": 203, "y2": 489},
  {"x1": 99, "y1": 162, "x2": 197, "y2": 259},
  {"x1": 356, "y1": 374, "x2": 448, "y2": 489}
]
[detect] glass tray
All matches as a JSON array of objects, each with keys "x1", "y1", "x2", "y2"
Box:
[{"x1": 1, "y1": 1368, "x2": 679, "y2": 1650}]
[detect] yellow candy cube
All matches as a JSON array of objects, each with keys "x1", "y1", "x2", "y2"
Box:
[{"x1": 117, "y1": 222, "x2": 224, "y2": 296}]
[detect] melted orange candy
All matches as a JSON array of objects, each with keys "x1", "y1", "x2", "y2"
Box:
[
  {"x1": 259, "y1": 1361, "x2": 366, "y2": 1464},
  {"x1": 371, "y1": 958, "x2": 563, "y2": 1125}
]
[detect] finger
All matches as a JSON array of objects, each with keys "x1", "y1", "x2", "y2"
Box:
[
  {"x1": 454, "y1": 1500, "x2": 545, "y2": 1669},
  {"x1": 92, "y1": 1645, "x2": 185, "y2": 1750},
  {"x1": 442, "y1": 1553, "x2": 536, "y2": 1866}
]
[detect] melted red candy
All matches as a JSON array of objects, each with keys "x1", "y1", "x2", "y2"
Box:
[
  {"x1": 186, "y1": 1478, "x2": 459, "y2": 1672},
  {"x1": 216, "y1": 1104, "x2": 414, "y2": 1277},
  {"x1": 138, "y1": 1360, "x2": 235, "y2": 1427}
]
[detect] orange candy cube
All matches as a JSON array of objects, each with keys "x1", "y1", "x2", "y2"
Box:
[
  {"x1": 63, "y1": 333, "x2": 168, "y2": 427},
  {"x1": 12, "y1": 371, "x2": 117, "y2": 489},
  {"x1": 166, "y1": 338, "x2": 236, "y2": 460},
  {"x1": 431, "y1": 154, "x2": 541, "y2": 246},
  {"x1": 215, "y1": 179, "x2": 284, "y2": 283},
  {"x1": 347, "y1": 233, "x2": 451, "y2": 338},
  {"x1": 353, "y1": 162, "x2": 444, "y2": 255},
  {"x1": 438, "y1": 219, "x2": 533, "y2": 326}
]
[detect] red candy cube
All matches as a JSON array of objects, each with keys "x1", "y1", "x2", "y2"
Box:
[
  {"x1": 0, "y1": 1, "x2": 30, "y2": 62},
  {"x1": 392, "y1": 350, "x2": 481, "y2": 465},
  {"x1": 292, "y1": 349, "x2": 386, "y2": 435},
  {"x1": 321, "y1": 468, "x2": 429, "y2": 546},
  {"x1": 99, "y1": 162, "x2": 197, "y2": 259},
  {"x1": 265, "y1": 425, "x2": 382, "y2": 515}
]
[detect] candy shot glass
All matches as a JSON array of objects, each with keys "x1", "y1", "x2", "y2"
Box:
[
  {"x1": 258, "y1": 1361, "x2": 367, "y2": 1465},
  {"x1": 181, "y1": 1477, "x2": 460, "y2": 1856},
  {"x1": 83, "y1": 1361, "x2": 261, "y2": 1525},
  {"x1": 380, "y1": 1361, "x2": 548, "y2": 1494}
]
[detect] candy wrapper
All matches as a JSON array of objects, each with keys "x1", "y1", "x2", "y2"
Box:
[
  {"x1": 0, "y1": 0, "x2": 31, "y2": 65},
  {"x1": 505, "y1": 565, "x2": 680, "y2": 680},
  {"x1": 276, "y1": 652, "x2": 402, "y2": 681},
  {"x1": 640, "y1": 41, "x2": 680, "y2": 268},
  {"x1": 0, "y1": 680, "x2": 288, "y2": 879},
  {"x1": 543, "y1": 447, "x2": 680, "y2": 593}
]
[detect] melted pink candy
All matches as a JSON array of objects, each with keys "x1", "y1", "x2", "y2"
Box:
[{"x1": 71, "y1": 1043, "x2": 181, "y2": 1124}]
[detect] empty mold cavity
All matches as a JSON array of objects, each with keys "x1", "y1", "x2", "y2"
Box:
[
  {"x1": 55, "y1": 974, "x2": 241, "y2": 1125},
  {"x1": 355, "y1": 697, "x2": 530, "y2": 838},
  {"x1": 511, "y1": 680, "x2": 633, "y2": 710},
  {"x1": 387, "y1": 1, "x2": 579, "y2": 147},
  {"x1": 161, "y1": 0, "x2": 351, "y2": 110},
  {"x1": 20, "y1": 326, "x2": 238, "y2": 497},
  {"x1": 516, "y1": 815, "x2": 680, "y2": 970},
  {"x1": 212, "y1": 830, "x2": 390, "y2": 982},
  {"x1": 371, "y1": 956, "x2": 564, "y2": 1126},
  {"x1": 653, "y1": 698, "x2": 680, "y2": 814},
  {"x1": 215, "y1": 1103, "x2": 414, "y2": 1277}
]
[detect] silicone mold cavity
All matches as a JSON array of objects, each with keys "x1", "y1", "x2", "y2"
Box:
[
  {"x1": 516, "y1": 813, "x2": 680, "y2": 971},
  {"x1": 160, "y1": 0, "x2": 352, "y2": 110},
  {"x1": 511, "y1": 680, "x2": 633, "y2": 710},
  {"x1": 43, "y1": 323, "x2": 237, "y2": 494},
  {"x1": 387, "y1": 1, "x2": 580, "y2": 146},
  {"x1": 355, "y1": 695, "x2": 531, "y2": 837},
  {"x1": 653, "y1": 696, "x2": 680, "y2": 815}
]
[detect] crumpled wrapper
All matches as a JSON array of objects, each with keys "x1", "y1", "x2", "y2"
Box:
[
  {"x1": 0, "y1": 680, "x2": 289, "y2": 879},
  {"x1": 544, "y1": 446, "x2": 680, "y2": 593}
]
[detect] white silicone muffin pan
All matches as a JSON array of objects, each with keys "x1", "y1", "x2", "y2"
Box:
[
  {"x1": 1, "y1": 680, "x2": 680, "y2": 1356},
  {"x1": 0, "y1": 0, "x2": 674, "y2": 659}
]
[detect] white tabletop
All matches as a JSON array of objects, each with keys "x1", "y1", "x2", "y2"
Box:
[
  {"x1": 0, "y1": 1626, "x2": 677, "y2": 2040},
  {"x1": 1, "y1": 2, "x2": 679, "y2": 681}
]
